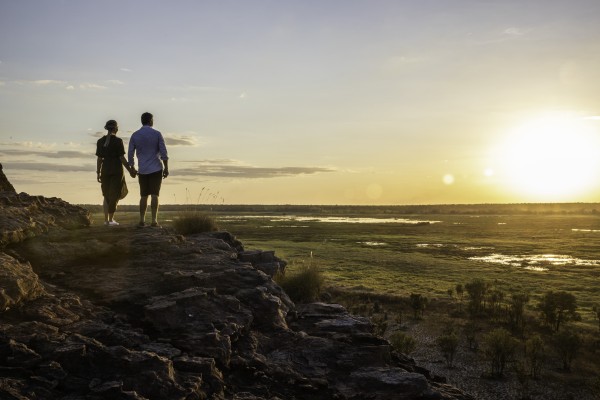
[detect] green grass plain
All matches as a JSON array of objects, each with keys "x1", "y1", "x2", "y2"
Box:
[{"x1": 91, "y1": 204, "x2": 600, "y2": 326}]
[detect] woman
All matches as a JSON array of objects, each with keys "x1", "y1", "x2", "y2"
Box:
[{"x1": 96, "y1": 120, "x2": 137, "y2": 225}]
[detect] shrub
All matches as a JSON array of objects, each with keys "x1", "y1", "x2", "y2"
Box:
[
  {"x1": 464, "y1": 321, "x2": 480, "y2": 351},
  {"x1": 465, "y1": 278, "x2": 488, "y2": 315},
  {"x1": 483, "y1": 328, "x2": 519, "y2": 377},
  {"x1": 409, "y1": 293, "x2": 428, "y2": 319},
  {"x1": 554, "y1": 329, "x2": 582, "y2": 371},
  {"x1": 508, "y1": 292, "x2": 530, "y2": 333},
  {"x1": 275, "y1": 265, "x2": 324, "y2": 304},
  {"x1": 525, "y1": 334, "x2": 545, "y2": 379},
  {"x1": 437, "y1": 332, "x2": 459, "y2": 367},
  {"x1": 389, "y1": 331, "x2": 417, "y2": 355},
  {"x1": 172, "y1": 212, "x2": 218, "y2": 234}
]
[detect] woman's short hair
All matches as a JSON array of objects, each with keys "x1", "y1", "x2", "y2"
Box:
[{"x1": 104, "y1": 120, "x2": 118, "y2": 131}]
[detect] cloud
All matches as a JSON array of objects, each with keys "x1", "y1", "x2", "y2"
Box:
[
  {"x1": 79, "y1": 83, "x2": 107, "y2": 90},
  {"x1": 120, "y1": 68, "x2": 132, "y2": 72},
  {"x1": 503, "y1": 27, "x2": 528, "y2": 36},
  {"x1": 44, "y1": 150, "x2": 91, "y2": 159},
  {"x1": 175, "y1": 161, "x2": 335, "y2": 179},
  {"x1": 106, "y1": 80, "x2": 124, "y2": 85},
  {"x1": 66, "y1": 85, "x2": 75, "y2": 90},
  {"x1": 239, "y1": 92, "x2": 247, "y2": 99},
  {"x1": 0, "y1": 141, "x2": 56, "y2": 150},
  {"x1": 32, "y1": 79, "x2": 66, "y2": 85},
  {"x1": 382, "y1": 55, "x2": 422, "y2": 72},
  {"x1": 163, "y1": 133, "x2": 200, "y2": 146},
  {"x1": 3, "y1": 162, "x2": 93, "y2": 172},
  {"x1": 0, "y1": 81, "x2": 5, "y2": 87},
  {"x1": 0, "y1": 148, "x2": 90, "y2": 159}
]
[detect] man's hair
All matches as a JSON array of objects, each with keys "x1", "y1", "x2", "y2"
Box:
[{"x1": 141, "y1": 112, "x2": 153, "y2": 125}]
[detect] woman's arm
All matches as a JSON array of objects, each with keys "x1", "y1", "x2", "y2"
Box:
[
  {"x1": 96, "y1": 157, "x2": 103, "y2": 182},
  {"x1": 120, "y1": 155, "x2": 137, "y2": 178}
]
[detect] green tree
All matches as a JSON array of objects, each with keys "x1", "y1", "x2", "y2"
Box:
[
  {"x1": 525, "y1": 334, "x2": 545, "y2": 379},
  {"x1": 464, "y1": 321, "x2": 479, "y2": 351},
  {"x1": 487, "y1": 288, "x2": 505, "y2": 316},
  {"x1": 554, "y1": 329, "x2": 582, "y2": 371},
  {"x1": 508, "y1": 292, "x2": 530, "y2": 333},
  {"x1": 437, "y1": 332, "x2": 459, "y2": 367},
  {"x1": 538, "y1": 291, "x2": 578, "y2": 332},
  {"x1": 483, "y1": 328, "x2": 519, "y2": 377},
  {"x1": 455, "y1": 284, "x2": 464, "y2": 311},
  {"x1": 592, "y1": 305, "x2": 600, "y2": 332},
  {"x1": 465, "y1": 278, "x2": 488, "y2": 314},
  {"x1": 409, "y1": 293, "x2": 428, "y2": 319}
]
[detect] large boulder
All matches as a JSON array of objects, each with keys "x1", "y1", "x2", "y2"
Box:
[{"x1": 0, "y1": 252, "x2": 45, "y2": 311}]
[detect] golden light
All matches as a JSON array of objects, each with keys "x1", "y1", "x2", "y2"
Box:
[{"x1": 495, "y1": 113, "x2": 600, "y2": 200}]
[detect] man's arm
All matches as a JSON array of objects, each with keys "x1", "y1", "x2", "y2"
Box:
[
  {"x1": 158, "y1": 132, "x2": 169, "y2": 178},
  {"x1": 120, "y1": 156, "x2": 137, "y2": 178},
  {"x1": 127, "y1": 135, "x2": 135, "y2": 167},
  {"x1": 162, "y1": 159, "x2": 169, "y2": 178}
]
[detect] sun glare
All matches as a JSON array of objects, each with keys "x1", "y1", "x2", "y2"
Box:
[{"x1": 495, "y1": 113, "x2": 600, "y2": 200}]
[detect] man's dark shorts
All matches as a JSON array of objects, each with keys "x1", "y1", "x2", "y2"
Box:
[{"x1": 139, "y1": 170, "x2": 162, "y2": 196}]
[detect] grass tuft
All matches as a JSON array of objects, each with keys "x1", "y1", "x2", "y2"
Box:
[
  {"x1": 275, "y1": 265, "x2": 324, "y2": 303},
  {"x1": 172, "y1": 211, "x2": 218, "y2": 235}
]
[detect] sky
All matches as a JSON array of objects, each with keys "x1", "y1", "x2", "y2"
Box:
[{"x1": 2, "y1": 0, "x2": 600, "y2": 205}]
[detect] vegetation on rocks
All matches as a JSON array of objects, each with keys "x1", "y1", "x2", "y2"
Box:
[{"x1": 172, "y1": 211, "x2": 218, "y2": 234}]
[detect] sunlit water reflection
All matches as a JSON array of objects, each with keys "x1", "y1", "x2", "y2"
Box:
[
  {"x1": 219, "y1": 215, "x2": 440, "y2": 224},
  {"x1": 468, "y1": 253, "x2": 600, "y2": 270},
  {"x1": 416, "y1": 243, "x2": 600, "y2": 271}
]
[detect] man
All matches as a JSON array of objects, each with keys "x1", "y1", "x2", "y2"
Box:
[{"x1": 128, "y1": 112, "x2": 169, "y2": 227}]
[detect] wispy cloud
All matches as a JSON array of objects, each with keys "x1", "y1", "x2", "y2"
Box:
[
  {"x1": 120, "y1": 68, "x2": 132, "y2": 72},
  {"x1": 106, "y1": 79, "x2": 124, "y2": 85},
  {"x1": 382, "y1": 55, "x2": 422, "y2": 72},
  {"x1": 15, "y1": 79, "x2": 66, "y2": 86},
  {"x1": 0, "y1": 148, "x2": 90, "y2": 159},
  {"x1": 175, "y1": 161, "x2": 335, "y2": 179},
  {"x1": 3, "y1": 162, "x2": 93, "y2": 172},
  {"x1": 163, "y1": 133, "x2": 200, "y2": 146},
  {"x1": 79, "y1": 83, "x2": 107, "y2": 90},
  {"x1": 0, "y1": 141, "x2": 56, "y2": 150},
  {"x1": 503, "y1": 27, "x2": 529, "y2": 37},
  {"x1": 33, "y1": 79, "x2": 66, "y2": 85}
]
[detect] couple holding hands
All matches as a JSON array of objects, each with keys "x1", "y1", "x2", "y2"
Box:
[{"x1": 95, "y1": 112, "x2": 169, "y2": 227}]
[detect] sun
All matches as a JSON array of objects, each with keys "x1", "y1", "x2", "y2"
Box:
[{"x1": 495, "y1": 113, "x2": 600, "y2": 200}]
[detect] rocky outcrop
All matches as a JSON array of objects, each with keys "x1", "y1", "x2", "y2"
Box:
[
  {"x1": 0, "y1": 169, "x2": 473, "y2": 400},
  {"x1": 0, "y1": 163, "x2": 16, "y2": 193}
]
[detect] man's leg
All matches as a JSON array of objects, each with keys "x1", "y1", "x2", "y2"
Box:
[
  {"x1": 139, "y1": 195, "x2": 148, "y2": 224},
  {"x1": 150, "y1": 194, "x2": 159, "y2": 225}
]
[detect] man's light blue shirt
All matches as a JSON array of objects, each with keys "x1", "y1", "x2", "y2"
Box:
[{"x1": 128, "y1": 125, "x2": 168, "y2": 175}]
